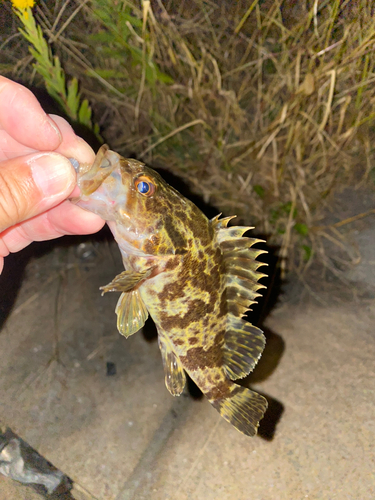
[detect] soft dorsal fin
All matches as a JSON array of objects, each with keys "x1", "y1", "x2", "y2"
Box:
[
  {"x1": 115, "y1": 290, "x2": 149, "y2": 338},
  {"x1": 211, "y1": 215, "x2": 267, "y2": 381},
  {"x1": 222, "y1": 316, "x2": 266, "y2": 380},
  {"x1": 158, "y1": 334, "x2": 186, "y2": 396}
]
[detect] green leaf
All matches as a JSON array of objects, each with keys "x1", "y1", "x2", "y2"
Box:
[
  {"x1": 87, "y1": 31, "x2": 116, "y2": 44},
  {"x1": 145, "y1": 63, "x2": 157, "y2": 86},
  {"x1": 155, "y1": 68, "x2": 174, "y2": 84},
  {"x1": 302, "y1": 245, "x2": 312, "y2": 261},
  {"x1": 253, "y1": 185, "x2": 265, "y2": 198},
  {"x1": 270, "y1": 208, "x2": 279, "y2": 224},
  {"x1": 294, "y1": 223, "x2": 309, "y2": 236},
  {"x1": 263, "y1": 58, "x2": 276, "y2": 75},
  {"x1": 78, "y1": 99, "x2": 92, "y2": 127},
  {"x1": 91, "y1": 68, "x2": 128, "y2": 79},
  {"x1": 282, "y1": 201, "x2": 292, "y2": 213},
  {"x1": 121, "y1": 12, "x2": 143, "y2": 28},
  {"x1": 66, "y1": 78, "x2": 80, "y2": 120}
]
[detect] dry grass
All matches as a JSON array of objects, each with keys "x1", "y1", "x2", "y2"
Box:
[{"x1": 1, "y1": 0, "x2": 374, "y2": 275}]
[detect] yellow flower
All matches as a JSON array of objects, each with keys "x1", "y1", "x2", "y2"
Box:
[{"x1": 11, "y1": 0, "x2": 35, "y2": 10}]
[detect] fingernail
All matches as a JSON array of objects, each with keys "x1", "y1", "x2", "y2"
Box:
[
  {"x1": 46, "y1": 116, "x2": 62, "y2": 142},
  {"x1": 68, "y1": 157, "x2": 80, "y2": 172},
  {"x1": 29, "y1": 153, "x2": 76, "y2": 198}
]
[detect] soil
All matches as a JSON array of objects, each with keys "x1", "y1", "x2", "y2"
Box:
[{"x1": 0, "y1": 187, "x2": 374, "y2": 500}]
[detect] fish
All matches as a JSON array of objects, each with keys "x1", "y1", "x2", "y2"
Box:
[{"x1": 74, "y1": 144, "x2": 268, "y2": 436}]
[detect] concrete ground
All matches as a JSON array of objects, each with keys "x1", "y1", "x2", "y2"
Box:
[{"x1": 0, "y1": 190, "x2": 374, "y2": 499}]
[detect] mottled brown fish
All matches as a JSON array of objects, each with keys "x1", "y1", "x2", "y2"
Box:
[{"x1": 75, "y1": 145, "x2": 268, "y2": 436}]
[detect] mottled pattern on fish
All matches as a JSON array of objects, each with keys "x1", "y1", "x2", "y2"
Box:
[{"x1": 76, "y1": 145, "x2": 268, "y2": 436}]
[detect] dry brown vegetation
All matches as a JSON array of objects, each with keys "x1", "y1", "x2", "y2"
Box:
[{"x1": 1, "y1": 0, "x2": 374, "y2": 276}]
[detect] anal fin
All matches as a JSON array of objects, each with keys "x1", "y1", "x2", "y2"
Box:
[
  {"x1": 158, "y1": 335, "x2": 186, "y2": 396},
  {"x1": 115, "y1": 290, "x2": 148, "y2": 338}
]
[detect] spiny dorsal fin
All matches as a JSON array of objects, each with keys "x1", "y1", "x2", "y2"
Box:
[
  {"x1": 212, "y1": 215, "x2": 267, "y2": 381},
  {"x1": 211, "y1": 214, "x2": 237, "y2": 229},
  {"x1": 217, "y1": 226, "x2": 256, "y2": 242}
]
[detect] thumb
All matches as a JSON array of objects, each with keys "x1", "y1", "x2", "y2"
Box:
[{"x1": 0, "y1": 152, "x2": 76, "y2": 232}]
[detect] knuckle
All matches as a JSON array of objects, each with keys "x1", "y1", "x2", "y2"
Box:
[{"x1": 0, "y1": 169, "x2": 23, "y2": 231}]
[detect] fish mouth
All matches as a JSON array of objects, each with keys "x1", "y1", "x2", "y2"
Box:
[
  {"x1": 75, "y1": 145, "x2": 122, "y2": 195},
  {"x1": 72, "y1": 145, "x2": 128, "y2": 222}
]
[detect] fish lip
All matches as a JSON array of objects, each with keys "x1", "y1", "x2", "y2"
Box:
[{"x1": 76, "y1": 146, "x2": 124, "y2": 196}]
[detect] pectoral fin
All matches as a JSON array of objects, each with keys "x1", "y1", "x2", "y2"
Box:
[
  {"x1": 158, "y1": 335, "x2": 186, "y2": 396},
  {"x1": 100, "y1": 269, "x2": 152, "y2": 295},
  {"x1": 115, "y1": 290, "x2": 149, "y2": 338}
]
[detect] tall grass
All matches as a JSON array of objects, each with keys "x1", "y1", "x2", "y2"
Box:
[{"x1": 1, "y1": 0, "x2": 374, "y2": 275}]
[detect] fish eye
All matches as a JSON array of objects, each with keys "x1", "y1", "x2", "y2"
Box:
[{"x1": 135, "y1": 176, "x2": 155, "y2": 196}]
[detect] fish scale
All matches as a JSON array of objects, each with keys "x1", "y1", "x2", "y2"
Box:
[{"x1": 75, "y1": 145, "x2": 268, "y2": 437}]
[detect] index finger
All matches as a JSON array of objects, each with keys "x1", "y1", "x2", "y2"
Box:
[{"x1": 0, "y1": 76, "x2": 62, "y2": 151}]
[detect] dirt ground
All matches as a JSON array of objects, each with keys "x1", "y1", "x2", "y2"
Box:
[{"x1": 0, "y1": 188, "x2": 374, "y2": 500}]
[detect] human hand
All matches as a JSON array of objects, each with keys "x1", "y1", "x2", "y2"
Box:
[{"x1": 0, "y1": 76, "x2": 105, "y2": 274}]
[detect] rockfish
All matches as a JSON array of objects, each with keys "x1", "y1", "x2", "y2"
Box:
[{"x1": 74, "y1": 145, "x2": 268, "y2": 436}]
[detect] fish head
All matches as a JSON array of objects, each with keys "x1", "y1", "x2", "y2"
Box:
[{"x1": 75, "y1": 145, "x2": 201, "y2": 257}]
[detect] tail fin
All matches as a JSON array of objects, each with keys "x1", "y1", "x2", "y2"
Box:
[{"x1": 210, "y1": 386, "x2": 267, "y2": 437}]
